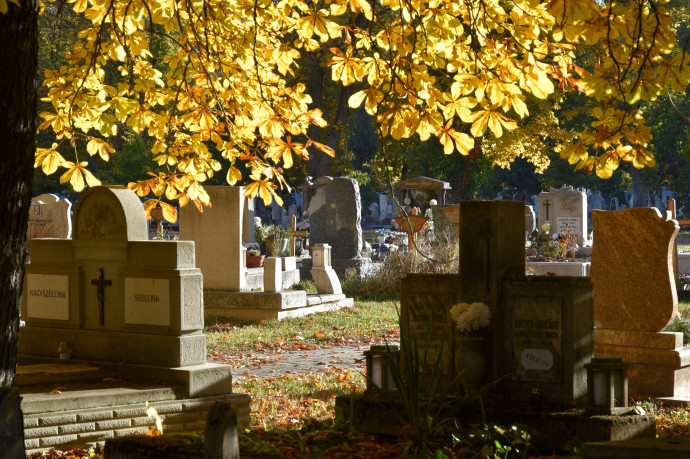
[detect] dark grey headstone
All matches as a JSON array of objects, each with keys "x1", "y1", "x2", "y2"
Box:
[
  {"x1": 308, "y1": 177, "x2": 362, "y2": 260},
  {"x1": 205, "y1": 402, "x2": 239, "y2": 459}
]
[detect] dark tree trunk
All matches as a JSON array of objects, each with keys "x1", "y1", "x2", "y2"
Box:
[
  {"x1": 304, "y1": 54, "x2": 354, "y2": 179},
  {"x1": 630, "y1": 163, "x2": 650, "y2": 207},
  {"x1": 0, "y1": 0, "x2": 39, "y2": 456}
]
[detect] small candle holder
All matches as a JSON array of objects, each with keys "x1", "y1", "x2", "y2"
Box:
[{"x1": 585, "y1": 357, "x2": 631, "y2": 415}]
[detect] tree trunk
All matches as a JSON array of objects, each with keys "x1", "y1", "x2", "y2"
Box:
[
  {"x1": 630, "y1": 163, "x2": 650, "y2": 207},
  {"x1": 304, "y1": 54, "x2": 354, "y2": 179},
  {"x1": 0, "y1": 0, "x2": 39, "y2": 456}
]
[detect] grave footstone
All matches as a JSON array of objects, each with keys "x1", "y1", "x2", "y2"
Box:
[
  {"x1": 20, "y1": 186, "x2": 232, "y2": 397},
  {"x1": 591, "y1": 207, "x2": 690, "y2": 397},
  {"x1": 311, "y1": 244, "x2": 342, "y2": 295},
  {"x1": 204, "y1": 401, "x2": 239, "y2": 459}
]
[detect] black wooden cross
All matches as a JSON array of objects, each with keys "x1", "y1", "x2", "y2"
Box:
[
  {"x1": 91, "y1": 268, "x2": 112, "y2": 326},
  {"x1": 543, "y1": 199, "x2": 551, "y2": 222}
]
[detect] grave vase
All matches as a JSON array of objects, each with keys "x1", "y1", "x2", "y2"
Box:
[
  {"x1": 455, "y1": 337, "x2": 486, "y2": 393},
  {"x1": 266, "y1": 238, "x2": 289, "y2": 257},
  {"x1": 246, "y1": 254, "x2": 265, "y2": 268}
]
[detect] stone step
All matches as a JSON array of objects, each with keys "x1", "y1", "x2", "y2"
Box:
[
  {"x1": 582, "y1": 436, "x2": 690, "y2": 458},
  {"x1": 17, "y1": 363, "x2": 103, "y2": 387},
  {"x1": 21, "y1": 383, "x2": 180, "y2": 415}
]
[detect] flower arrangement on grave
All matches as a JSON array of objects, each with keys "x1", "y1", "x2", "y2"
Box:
[
  {"x1": 295, "y1": 218, "x2": 310, "y2": 231},
  {"x1": 527, "y1": 221, "x2": 579, "y2": 260},
  {"x1": 266, "y1": 224, "x2": 291, "y2": 240},
  {"x1": 449, "y1": 302, "x2": 491, "y2": 336}
]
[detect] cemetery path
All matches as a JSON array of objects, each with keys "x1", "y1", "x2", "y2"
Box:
[{"x1": 210, "y1": 344, "x2": 378, "y2": 380}]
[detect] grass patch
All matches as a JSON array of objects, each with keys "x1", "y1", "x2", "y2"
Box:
[
  {"x1": 235, "y1": 368, "x2": 365, "y2": 430},
  {"x1": 205, "y1": 300, "x2": 400, "y2": 354},
  {"x1": 286, "y1": 278, "x2": 318, "y2": 292}
]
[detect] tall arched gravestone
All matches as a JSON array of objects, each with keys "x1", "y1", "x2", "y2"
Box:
[
  {"x1": 591, "y1": 207, "x2": 690, "y2": 397},
  {"x1": 308, "y1": 177, "x2": 371, "y2": 277},
  {"x1": 20, "y1": 186, "x2": 233, "y2": 397}
]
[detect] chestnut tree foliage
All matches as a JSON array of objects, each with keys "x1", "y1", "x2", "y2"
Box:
[{"x1": 22, "y1": 0, "x2": 690, "y2": 218}]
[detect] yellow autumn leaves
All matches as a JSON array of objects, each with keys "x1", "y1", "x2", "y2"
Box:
[{"x1": 26, "y1": 0, "x2": 690, "y2": 210}]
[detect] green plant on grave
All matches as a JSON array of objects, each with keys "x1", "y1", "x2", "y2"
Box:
[
  {"x1": 664, "y1": 317, "x2": 690, "y2": 345},
  {"x1": 288, "y1": 279, "x2": 317, "y2": 293},
  {"x1": 454, "y1": 422, "x2": 534, "y2": 458},
  {"x1": 265, "y1": 224, "x2": 291, "y2": 240}
]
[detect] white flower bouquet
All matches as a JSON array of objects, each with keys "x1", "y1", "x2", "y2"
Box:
[{"x1": 449, "y1": 302, "x2": 491, "y2": 335}]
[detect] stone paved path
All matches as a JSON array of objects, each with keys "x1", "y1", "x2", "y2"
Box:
[{"x1": 228, "y1": 345, "x2": 373, "y2": 379}]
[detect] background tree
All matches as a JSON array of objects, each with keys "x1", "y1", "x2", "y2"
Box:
[{"x1": 29, "y1": 0, "x2": 689, "y2": 218}]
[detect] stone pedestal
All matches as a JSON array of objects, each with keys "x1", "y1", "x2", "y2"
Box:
[
  {"x1": 264, "y1": 257, "x2": 282, "y2": 292},
  {"x1": 594, "y1": 329, "x2": 690, "y2": 397},
  {"x1": 311, "y1": 244, "x2": 342, "y2": 295}
]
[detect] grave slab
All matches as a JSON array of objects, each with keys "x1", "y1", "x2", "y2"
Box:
[
  {"x1": 526, "y1": 261, "x2": 590, "y2": 277},
  {"x1": 204, "y1": 291, "x2": 353, "y2": 320},
  {"x1": 27, "y1": 193, "x2": 72, "y2": 240},
  {"x1": 501, "y1": 276, "x2": 594, "y2": 408}
]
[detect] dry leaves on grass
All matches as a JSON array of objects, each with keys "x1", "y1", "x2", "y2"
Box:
[{"x1": 234, "y1": 366, "x2": 365, "y2": 430}]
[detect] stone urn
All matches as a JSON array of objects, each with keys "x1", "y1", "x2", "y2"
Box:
[
  {"x1": 454, "y1": 337, "x2": 486, "y2": 393},
  {"x1": 266, "y1": 238, "x2": 289, "y2": 257}
]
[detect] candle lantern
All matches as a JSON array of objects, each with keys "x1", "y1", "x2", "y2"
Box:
[
  {"x1": 364, "y1": 344, "x2": 400, "y2": 391},
  {"x1": 585, "y1": 357, "x2": 631, "y2": 415}
]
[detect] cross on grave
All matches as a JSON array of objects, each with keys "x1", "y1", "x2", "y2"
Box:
[
  {"x1": 543, "y1": 199, "x2": 551, "y2": 222},
  {"x1": 91, "y1": 267, "x2": 112, "y2": 326}
]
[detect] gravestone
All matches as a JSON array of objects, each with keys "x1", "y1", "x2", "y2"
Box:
[
  {"x1": 368, "y1": 202, "x2": 380, "y2": 222},
  {"x1": 537, "y1": 185, "x2": 587, "y2": 245},
  {"x1": 20, "y1": 186, "x2": 233, "y2": 397},
  {"x1": 401, "y1": 201, "x2": 594, "y2": 407},
  {"x1": 591, "y1": 208, "x2": 690, "y2": 396},
  {"x1": 180, "y1": 186, "x2": 247, "y2": 291},
  {"x1": 308, "y1": 177, "x2": 369, "y2": 276},
  {"x1": 502, "y1": 276, "x2": 593, "y2": 407},
  {"x1": 402, "y1": 201, "x2": 526, "y2": 386},
  {"x1": 27, "y1": 193, "x2": 72, "y2": 240},
  {"x1": 610, "y1": 198, "x2": 619, "y2": 211},
  {"x1": 525, "y1": 205, "x2": 536, "y2": 235}
]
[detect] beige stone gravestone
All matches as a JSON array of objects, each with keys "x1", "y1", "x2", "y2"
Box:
[
  {"x1": 591, "y1": 207, "x2": 690, "y2": 397},
  {"x1": 27, "y1": 193, "x2": 72, "y2": 239},
  {"x1": 591, "y1": 207, "x2": 678, "y2": 331}
]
